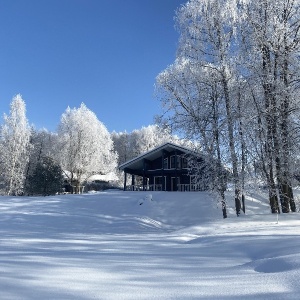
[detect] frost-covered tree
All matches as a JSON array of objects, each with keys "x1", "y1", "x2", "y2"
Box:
[
  {"x1": 156, "y1": 0, "x2": 299, "y2": 215},
  {"x1": 156, "y1": 57, "x2": 229, "y2": 218},
  {"x1": 112, "y1": 125, "x2": 174, "y2": 166},
  {"x1": 0, "y1": 94, "x2": 31, "y2": 195},
  {"x1": 57, "y1": 103, "x2": 117, "y2": 193},
  {"x1": 157, "y1": 0, "x2": 242, "y2": 216},
  {"x1": 130, "y1": 125, "x2": 173, "y2": 156},
  {"x1": 111, "y1": 130, "x2": 132, "y2": 165},
  {"x1": 239, "y1": 0, "x2": 300, "y2": 213}
]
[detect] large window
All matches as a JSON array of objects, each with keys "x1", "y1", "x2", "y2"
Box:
[{"x1": 170, "y1": 155, "x2": 181, "y2": 169}]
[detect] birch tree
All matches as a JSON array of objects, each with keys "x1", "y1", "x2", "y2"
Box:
[
  {"x1": 157, "y1": 57, "x2": 228, "y2": 218},
  {"x1": 0, "y1": 94, "x2": 31, "y2": 195},
  {"x1": 241, "y1": 0, "x2": 300, "y2": 213},
  {"x1": 157, "y1": 0, "x2": 299, "y2": 215},
  {"x1": 57, "y1": 103, "x2": 117, "y2": 193},
  {"x1": 157, "y1": 0, "x2": 242, "y2": 216}
]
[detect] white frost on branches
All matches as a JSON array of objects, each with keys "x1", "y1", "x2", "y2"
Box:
[
  {"x1": 57, "y1": 103, "x2": 117, "y2": 192},
  {"x1": 0, "y1": 94, "x2": 31, "y2": 195}
]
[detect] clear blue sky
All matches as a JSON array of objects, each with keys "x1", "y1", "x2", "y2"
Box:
[{"x1": 0, "y1": 0, "x2": 185, "y2": 133}]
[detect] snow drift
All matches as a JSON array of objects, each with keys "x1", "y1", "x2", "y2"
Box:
[{"x1": 0, "y1": 190, "x2": 300, "y2": 299}]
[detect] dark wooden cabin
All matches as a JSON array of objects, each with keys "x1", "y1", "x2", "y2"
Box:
[{"x1": 119, "y1": 142, "x2": 207, "y2": 191}]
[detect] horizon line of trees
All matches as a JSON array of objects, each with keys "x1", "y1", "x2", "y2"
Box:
[{"x1": 0, "y1": 95, "x2": 185, "y2": 196}]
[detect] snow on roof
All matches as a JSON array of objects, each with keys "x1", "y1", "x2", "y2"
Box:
[
  {"x1": 63, "y1": 171, "x2": 118, "y2": 182},
  {"x1": 86, "y1": 172, "x2": 118, "y2": 182}
]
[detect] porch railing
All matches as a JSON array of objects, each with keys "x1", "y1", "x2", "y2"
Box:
[
  {"x1": 125, "y1": 184, "x2": 163, "y2": 191},
  {"x1": 125, "y1": 183, "x2": 204, "y2": 191},
  {"x1": 176, "y1": 184, "x2": 205, "y2": 192}
]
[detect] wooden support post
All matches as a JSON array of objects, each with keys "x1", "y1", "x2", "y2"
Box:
[
  {"x1": 123, "y1": 172, "x2": 127, "y2": 191},
  {"x1": 162, "y1": 150, "x2": 165, "y2": 191},
  {"x1": 132, "y1": 174, "x2": 135, "y2": 191},
  {"x1": 175, "y1": 151, "x2": 178, "y2": 191},
  {"x1": 143, "y1": 159, "x2": 146, "y2": 191}
]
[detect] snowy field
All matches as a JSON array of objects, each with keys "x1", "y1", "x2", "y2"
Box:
[{"x1": 1, "y1": 190, "x2": 300, "y2": 299}]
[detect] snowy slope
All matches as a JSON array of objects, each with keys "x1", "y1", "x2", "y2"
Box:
[{"x1": 0, "y1": 190, "x2": 300, "y2": 299}]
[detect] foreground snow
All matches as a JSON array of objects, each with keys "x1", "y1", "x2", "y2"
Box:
[{"x1": 1, "y1": 190, "x2": 300, "y2": 299}]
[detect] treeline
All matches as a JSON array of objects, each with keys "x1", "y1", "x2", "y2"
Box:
[
  {"x1": 112, "y1": 126, "x2": 193, "y2": 166},
  {"x1": 0, "y1": 95, "x2": 184, "y2": 196},
  {"x1": 0, "y1": 96, "x2": 118, "y2": 195},
  {"x1": 156, "y1": 0, "x2": 300, "y2": 217}
]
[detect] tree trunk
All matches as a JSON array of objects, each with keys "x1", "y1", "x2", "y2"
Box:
[
  {"x1": 279, "y1": 20, "x2": 296, "y2": 212},
  {"x1": 237, "y1": 87, "x2": 246, "y2": 214},
  {"x1": 261, "y1": 37, "x2": 281, "y2": 213},
  {"x1": 212, "y1": 87, "x2": 227, "y2": 218},
  {"x1": 222, "y1": 73, "x2": 241, "y2": 216}
]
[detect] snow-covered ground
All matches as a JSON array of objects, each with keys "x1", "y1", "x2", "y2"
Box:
[{"x1": 1, "y1": 190, "x2": 300, "y2": 299}]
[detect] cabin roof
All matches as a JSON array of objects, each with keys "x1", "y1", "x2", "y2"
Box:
[{"x1": 119, "y1": 142, "x2": 196, "y2": 171}]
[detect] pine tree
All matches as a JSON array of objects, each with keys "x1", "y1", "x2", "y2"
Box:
[{"x1": 26, "y1": 156, "x2": 63, "y2": 196}]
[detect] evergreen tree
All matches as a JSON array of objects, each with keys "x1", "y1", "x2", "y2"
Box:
[
  {"x1": 25, "y1": 128, "x2": 59, "y2": 191},
  {"x1": 26, "y1": 156, "x2": 63, "y2": 196}
]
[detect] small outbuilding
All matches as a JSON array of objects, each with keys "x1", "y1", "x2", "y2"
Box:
[{"x1": 119, "y1": 142, "x2": 207, "y2": 192}]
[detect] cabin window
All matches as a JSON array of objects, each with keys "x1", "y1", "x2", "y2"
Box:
[
  {"x1": 182, "y1": 157, "x2": 188, "y2": 169},
  {"x1": 170, "y1": 155, "x2": 176, "y2": 168},
  {"x1": 170, "y1": 155, "x2": 181, "y2": 169},
  {"x1": 163, "y1": 157, "x2": 168, "y2": 169},
  {"x1": 177, "y1": 156, "x2": 181, "y2": 169}
]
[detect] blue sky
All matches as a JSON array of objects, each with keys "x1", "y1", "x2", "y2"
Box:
[{"x1": 0, "y1": 0, "x2": 185, "y2": 133}]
